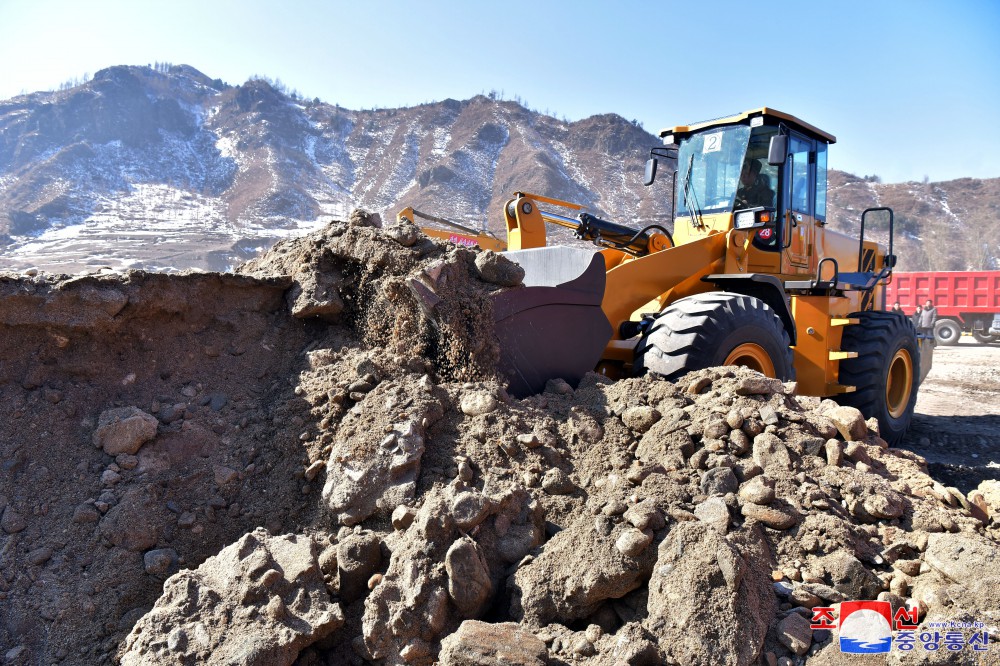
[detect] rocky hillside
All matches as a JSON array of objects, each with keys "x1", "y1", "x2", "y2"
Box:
[
  {"x1": 0, "y1": 65, "x2": 658, "y2": 273},
  {"x1": 1, "y1": 64, "x2": 997, "y2": 273}
]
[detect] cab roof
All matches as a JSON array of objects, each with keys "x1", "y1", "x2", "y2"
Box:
[{"x1": 659, "y1": 107, "x2": 836, "y2": 144}]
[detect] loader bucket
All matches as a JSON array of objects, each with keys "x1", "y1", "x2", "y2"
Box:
[{"x1": 492, "y1": 247, "x2": 613, "y2": 397}]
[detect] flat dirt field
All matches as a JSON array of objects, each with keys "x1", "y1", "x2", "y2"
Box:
[{"x1": 903, "y1": 336, "x2": 1000, "y2": 494}]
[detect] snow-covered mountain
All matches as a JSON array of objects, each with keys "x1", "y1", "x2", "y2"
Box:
[
  {"x1": 1, "y1": 64, "x2": 997, "y2": 272},
  {"x1": 0, "y1": 65, "x2": 661, "y2": 272}
]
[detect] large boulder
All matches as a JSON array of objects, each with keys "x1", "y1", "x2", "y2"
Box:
[
  {"x1": 119, "y1": 529, "x2": 342, "y2": 666},
  {"x1": 644, "y1": 523, "x2": 774, "y2": 666}
]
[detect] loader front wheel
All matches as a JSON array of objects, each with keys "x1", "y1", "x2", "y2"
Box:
[
  {"x1": 633, "y1": 293, "x2": 794, "y2": 382},
  {"x1": 835, "y1": 312, "x2": 919, "y2": 446}
]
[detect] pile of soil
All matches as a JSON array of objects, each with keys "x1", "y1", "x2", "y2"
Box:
[{"x1": 1, "y1": 214, "x2": 998, "y2": 665}]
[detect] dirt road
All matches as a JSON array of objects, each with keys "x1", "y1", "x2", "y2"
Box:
[{"x1": 902, "y1": 337, "x2": 1000, "y2": 493}]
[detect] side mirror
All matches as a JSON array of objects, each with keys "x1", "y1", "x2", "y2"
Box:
[
  {"x1": 768, "y1": 135, "x2": 787, "y2": 166},
  {"x1": 644, "y1": 158, "x2": 658, "y2": 186}
]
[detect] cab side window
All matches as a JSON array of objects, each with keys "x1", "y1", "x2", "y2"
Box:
[
  {"x1": 815, "y1": 143, "x2": 828, "y2": 223},
  {"x1": 790, "y1": 136, "x2": 812, "y2": 214}
]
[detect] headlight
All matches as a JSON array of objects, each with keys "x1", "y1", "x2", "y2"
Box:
[{"x1": 735, "y1": 211, "x2": 758, "y2": 229}]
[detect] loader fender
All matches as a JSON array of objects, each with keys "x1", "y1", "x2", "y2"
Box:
[{"x1": 702, "y1": 273, "x2": 796, "y2": 345}]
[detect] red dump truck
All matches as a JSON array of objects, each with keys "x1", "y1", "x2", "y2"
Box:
[{"x1": 885, "y1": 270, "x2": 1000, "y2": 345}]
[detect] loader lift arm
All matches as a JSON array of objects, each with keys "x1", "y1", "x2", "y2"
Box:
[{"x1": 503, "y1": 192, "x2": 674, "y2": 256}]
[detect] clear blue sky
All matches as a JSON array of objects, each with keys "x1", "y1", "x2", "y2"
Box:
[{"x1": 1, "y1": 0, "x2": 998, "y2": 183}]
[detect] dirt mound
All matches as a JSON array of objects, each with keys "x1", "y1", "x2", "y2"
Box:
[{"x1": 1, "y1": 214, "x2": 999, "y2": 665}]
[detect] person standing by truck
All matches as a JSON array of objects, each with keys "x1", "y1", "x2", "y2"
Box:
[
  {"x1": 918, "y1": 299, "x2": 937, "y2": 337},
  {"x1": 912, "y1": 305, "x2": 923, "y2": 331}
]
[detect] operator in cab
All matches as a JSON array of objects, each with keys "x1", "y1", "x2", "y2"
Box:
[{"x1": 735, "y1": 159, "x2": 774, "y2": 209}]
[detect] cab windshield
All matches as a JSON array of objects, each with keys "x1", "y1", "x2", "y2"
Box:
[{"x1": 675, "y1": 125, "x2": 751, "y2": 216}]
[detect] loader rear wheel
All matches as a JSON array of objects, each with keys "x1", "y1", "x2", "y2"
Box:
[
  {"x1": 835, "y1": 312, "x2": 919, "y2": 446},
  {"x1": 633, "y1": 293, "x2": 794, "y2": 381},
  {"x1": 933, "y1": 319, "x2": 961, "y2": 345}
]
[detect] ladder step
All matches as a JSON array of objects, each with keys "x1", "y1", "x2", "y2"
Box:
[
  {"x1": 830, "y1": 318, "x2": 860, "y2": 327},
  {"x1": 829, "y1": 351, "x2": 859, "y2": 360}
]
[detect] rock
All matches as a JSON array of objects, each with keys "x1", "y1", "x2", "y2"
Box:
[
  {"x1": 461, "y1": 392, "x2": 498, "y2": 416},
  {"x1": 438, "y1": 620, "x2": 547, "y2": 666},
  {"x1": 622, "y1": 406, "x2": 661, "y2": 433},
  {"x1": 844, "y1": 441, "x2": 871, "y2": 465},
  {"x1": 4, "y1": 646, "x2": 29, "y2": 663},
  {"x1": 474, "y1": 251, "x2": 525, "y2": 287},
  {"x1": 818, "y1": 552, "x2": 882, "y2": 600},
  {"x1": 790, "y1": 586, "x2": 822, "y2": 609},
  {"x1": 385, "y1": 222, "x2": 421, "y2": 247},
  {"x1": 701, "y1": 467, "x2": 738, "y2": 496},
  {"x1": 645, "y1": 522, "x2": 773, "y2": 665},
  {"x1": 735, "y1": 375, "x2": 782, "y2": 395},
  {"x1": 208, "y1": 393, "x2": 228, "y2": 411},
  {"x1": 777, "y1": 612, "x2": 812, "y2": 655},
  {"x1": 362, "y1": 489, "x2": 539, "y2": 662},
  {"x1": 752, "y1": 433, "x2": 794, "y2": 474},
  {"x1": 143, "y1": 548, "x2": 178, "y2": 576},
  {"x1": 825, "y1": 405, "x2": 869, "y2": 441},
  {"x1": 445, "y1": 537, "x2": 492, "y2": 617},
  {"x1": 510, "y1": 514, "x2": 657, "y2": 625},
  {"x1": 72, "y1": 503, "x2": 101, "y2": 524},
  {"x1": 349, "y1": 208, "x2": 381, "y2": 227},
  {"x1": 99, "y1": 489, "x2": 164, "y2": 552},
  {"x1": 740, "y1": 503, "x2": 798, "y2": 530},
  {"x1": 392, "y1": 505, "x2": 417, "y2": 530},
  {"x1": 323, "y1": 401, "x2": 438, "y2": 525},
  {"x1": 120, "y1": 530, "x2": 343, "y2": 666},
  {"x1": 694, "y1": 497, "x2": 731, "y2": 533},
  {"x1": 116, "y1": 454, "x2": 139, "y2": 470},
  {"x1": 607, "y1": 623, "x2": 661, "y2": 665},
  {"x1": 451, "y1": 492, "x2": 491, "y2": 530},
  {"x1": 615, "y1": 528, "x2": 653, "y2": 557},
  {"x1": 758, "y1": 405, "x2": 780, "y2": 426},
  {"x1": 213, "y1": 465, "x2": 239, "y2": 486},
  {"x1": 977, "y1": 480, "x2": 1000, "y2": 516},
  {"x1": 101, "y1": 469, "x2": 122, "y2": 486},
  {"x1": 862, "y1": 492, "x2": 904, "y2": 520},
  {"x1": 27, "y1": 547, "x2": 52, "y2": 566},
  {"x1": 303, "y1": 461, "x2": 325, "y2": 482},
  {"x1": 729, "y1": 428, "x2": 751, "y2": 455},
  {"x1": 623, "y1": 501, "x2": 665, "y2": 531},
  {"x1": 92, "y1": 406, "x2": 158, "y2": 455},
  {"x1": 798, "y1": 582, "x2": 845, "y2": 603},
  {"x1": 688, "y1": 376, "x2": 712, "y2": 394},
  {"x1": 338, "y1": 532, "x2": 383, "y2": 603},
  {"x1": 824, "y1": 439, "x2": 843, "y2": 466},
  {"x1": 924, "y1": 532, "x2": 999, "y2": 583},
  {"x1": 542, "y1": 468, "x2": 575, "y2": 495},
  {"x1": 1, "y1": 507, "x2": 27, "y2": 534},
  {"x1": 738, "y1": 476, "x2": 775, "y2": 505},
  {"x1": 545, "y1": 378, "x2": 574, "y2": 395},
  {"x1": 516, "y1": 433, "x2": 541, "y2": 449}
]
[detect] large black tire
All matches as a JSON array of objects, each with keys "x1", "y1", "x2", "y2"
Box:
[
  {"x1": 972, "y1": 330, "x2": 998, "y2": 344},
  {"x1": 933, "y1": 319, "x2": 962, "y2": 345},
  {"x1": 633, "y1": 293, "x2": 795, "y2": 381},
  {"x1": 836, "y1": 312, "x2": 919, "y2": 446}
]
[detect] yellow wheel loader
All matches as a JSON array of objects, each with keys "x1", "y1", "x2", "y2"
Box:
[{"x1": 481, "y1": 108, "x2": 932, "y2": 445}]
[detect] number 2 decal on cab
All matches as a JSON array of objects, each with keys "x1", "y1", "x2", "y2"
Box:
[{"x1": 703, "y1": 132, "x2": 723, "y2": 153}]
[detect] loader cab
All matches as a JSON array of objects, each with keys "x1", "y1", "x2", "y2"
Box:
[{"x1": 657, "y1": 108, "x2": 834, "y2": 275}]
